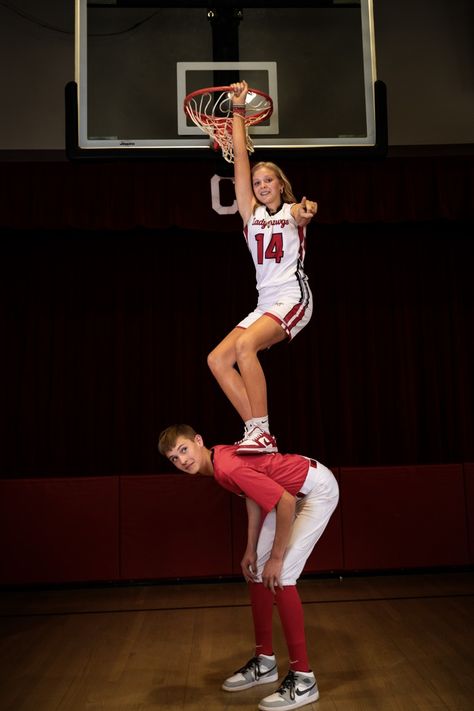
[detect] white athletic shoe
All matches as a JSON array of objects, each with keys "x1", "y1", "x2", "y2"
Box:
[
  {"x1": 222, "y1": 654, "x2": 278, "y2": 692},
  {"x1": 236, "y1": 426, "x2": 278, "y2": 454},
  {"x1": 258, "y1": 670, "x2": 319, "y2": 710}
]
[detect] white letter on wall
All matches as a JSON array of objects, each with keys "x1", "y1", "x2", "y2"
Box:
[{"x1": 211, "y1": 174, "x2": 238, "y2": 215}]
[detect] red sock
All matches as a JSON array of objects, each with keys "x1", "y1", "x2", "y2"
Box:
[
  {"x1": 275, "y1": 585, "x2": 310, "y2": 672},
  {"x1": 249, "y1": 582, "x2": 275, "y2": 656}
]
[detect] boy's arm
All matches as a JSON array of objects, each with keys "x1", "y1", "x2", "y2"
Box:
[
  {"x1": 241, "y1": 497, "x2": 262, "y2": 583},
  {"x1": 262, "y1": 490, "x2": 296, "y2": 594}
]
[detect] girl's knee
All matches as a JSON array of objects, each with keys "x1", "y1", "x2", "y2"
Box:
[
  {"x1": 234, "y1": 332, "x2": 257, "y2": 360},
  {"x1": 207, "y1": 345, "x2": 236, "y2": 374},
  {"x1": 207, "y1": 348, "x2": 220, "y2": 374}
]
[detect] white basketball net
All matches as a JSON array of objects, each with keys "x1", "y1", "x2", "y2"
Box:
[{"x1": 184, "y1": 88, "x2": 273, "y2": 164}]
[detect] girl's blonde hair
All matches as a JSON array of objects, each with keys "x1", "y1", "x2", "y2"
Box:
[{"x1": 251, "y1": 162, "x2": 297, "y2": 206}]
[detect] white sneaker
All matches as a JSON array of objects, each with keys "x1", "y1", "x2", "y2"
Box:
[
  {"x1": 235, "y1": 426, "x2": 278, "y2": 454},
  {"x1": 258, "y1": 670, "x2": 319, "y2": 710},
  {"x1": 222, "y1": 654, "x2": 278, "y2": 692}
]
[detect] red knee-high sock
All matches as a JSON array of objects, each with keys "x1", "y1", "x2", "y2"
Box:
[
  {"x1": 249, "y1": 582, "x2": 275, "y2": 656},
  {"x1": 275, "y1": 585, "x2": 310, "y2": 672}
]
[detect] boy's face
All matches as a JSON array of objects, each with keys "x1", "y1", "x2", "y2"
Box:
[{"x1": 165, "y1": 435, "x2": 206, "y2": 475}]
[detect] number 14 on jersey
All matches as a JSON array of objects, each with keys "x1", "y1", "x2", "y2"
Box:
[{"x1": 255, "y1": 232, "x2": 284, "y2": 264}]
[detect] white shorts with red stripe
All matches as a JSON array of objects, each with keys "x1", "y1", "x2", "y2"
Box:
[{"x1": 237, "y1": 278, "x2": 313, "y2": 341}]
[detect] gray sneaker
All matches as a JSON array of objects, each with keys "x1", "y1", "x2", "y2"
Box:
[
  {"x1": 222, "y1": 654, "x2": 278, "y2": 692},
  {"x1": 258, "y1": 670, "x2": 319, "y2": 710}
]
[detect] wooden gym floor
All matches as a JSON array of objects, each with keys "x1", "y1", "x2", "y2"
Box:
[{"x1": 0, "y1": 571, "x2": 473, "y2": 710}]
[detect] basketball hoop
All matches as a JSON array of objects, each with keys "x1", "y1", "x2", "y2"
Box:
[{"x1": 183, "y1": 85, "x2": 273, "y2": 164}]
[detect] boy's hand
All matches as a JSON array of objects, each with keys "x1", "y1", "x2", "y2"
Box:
[
  {"x1": 262, "y1": 557, "x2": 283, "y2": 594},
  {"x1": 241, "y1": 550, "x2": 258, "y2": 583}
]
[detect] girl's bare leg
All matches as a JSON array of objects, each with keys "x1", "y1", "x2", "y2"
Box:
[
  {"x1": 207, "y1": 328, "x2": 253, "y2": 422},
  {"x1": 208, "y1": 317, "x2": 286, "y2": 423},
  {"x1": 234, "y1": 316, "x2": 286, "y2": 418}
]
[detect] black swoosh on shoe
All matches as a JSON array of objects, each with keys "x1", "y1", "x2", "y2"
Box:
[{"x1": 295, "y1": 682, "x2": 318, "y2": 696}]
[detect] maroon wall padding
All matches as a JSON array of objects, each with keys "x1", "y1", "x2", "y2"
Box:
[
  {"x1": 1, "y1": 466, "x2": 472, "y2": 586},
  {"x1": 340, "y1": 464, "x2": 470, "y2": 570},
  {"x1": 230, "y1": 469, "x2": 344, "y2": 575},
  {"x1": 464, "y1": 463, "x2": 474, "y2": 564},
  {"x1": 119, "y1": 475, "x2": 234, "y2": 579},
  {"x1": 0, "y1": 478, "x2": 120, "y2": 585}
]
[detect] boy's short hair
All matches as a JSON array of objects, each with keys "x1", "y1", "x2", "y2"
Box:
[{"x1": 158, "y1": 424, "x2": 197, "y2": 456}]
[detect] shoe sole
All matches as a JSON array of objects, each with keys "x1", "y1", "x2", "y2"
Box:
[
  {"x1": 258, "y1": 689, "x2": 319, "y2": 710},
  {"x1": 236, "y1": 446, "x2": 278, "y2": 455},
  {"x1": 222, "y1": 672, "x2": 279, "y2": 692}
]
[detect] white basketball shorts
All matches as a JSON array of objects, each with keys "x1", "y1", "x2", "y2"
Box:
[{"x1": 237, "y1": 281, "x2": 313, "y2": 341}]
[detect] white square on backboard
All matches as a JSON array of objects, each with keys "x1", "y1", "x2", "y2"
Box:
[{"x1": 177, "y1": 62, "x2": 279, "y2": 135}]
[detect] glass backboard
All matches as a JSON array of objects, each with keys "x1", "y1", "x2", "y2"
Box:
[{"x1": 67, "y1": 1, "x2": 387, "y2": 159}]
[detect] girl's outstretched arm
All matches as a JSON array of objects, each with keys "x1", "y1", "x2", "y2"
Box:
[{"x1": 231, "y1": 80, "x2": 256, "y2": 224}]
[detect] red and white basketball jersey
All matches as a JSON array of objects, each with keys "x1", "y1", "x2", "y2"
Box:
[{"x1": 244, "y1": 203, "x2": 307, "y2": 293}]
